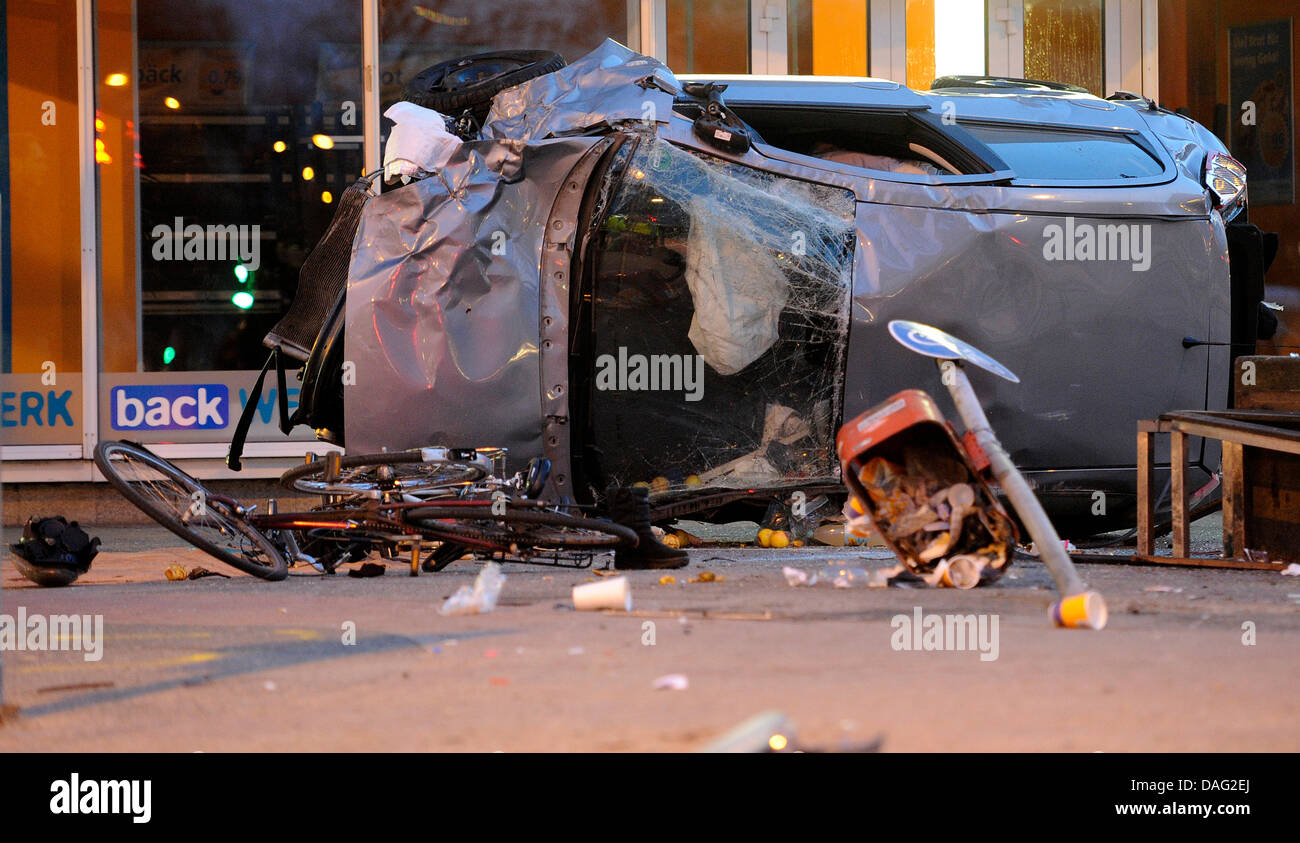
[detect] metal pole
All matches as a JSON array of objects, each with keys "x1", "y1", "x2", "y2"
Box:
[
  {"x1": 362, "y1": 0, "x2": 381, "y2": 185},
  {"x1": 942, "y1": 361, "x2": 1106, "y2": 628},
  {"x1": 77, "y1": 0, "x2": 100, "y2": 460}
]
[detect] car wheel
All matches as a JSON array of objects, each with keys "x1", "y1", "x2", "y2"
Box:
[{"x1": 402, "y1": 50, "x2": 566, "y2": 121}]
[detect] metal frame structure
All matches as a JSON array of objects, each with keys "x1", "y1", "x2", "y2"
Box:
[{"x1": 1137, "y1": 410, "x2": 1298, "y2": 569}]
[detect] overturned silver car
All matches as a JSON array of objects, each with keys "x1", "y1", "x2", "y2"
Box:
[{"x1": 242, "y1": 40, "x2": 1270, "y2": 536}]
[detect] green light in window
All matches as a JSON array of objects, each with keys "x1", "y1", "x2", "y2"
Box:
[
  {"x1": 162, "y1": 346, "x2": 176, "y2": 365},
  {"x1": 231, "y1": 291, "x2": 255, "y2": 310},
  {"x1": 234, "y1": 264, "x2": 249, "y2": 283}
]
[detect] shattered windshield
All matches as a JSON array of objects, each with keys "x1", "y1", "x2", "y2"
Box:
[{"x1": 580, "y1": 135, "x2": 857, "y2": 497}]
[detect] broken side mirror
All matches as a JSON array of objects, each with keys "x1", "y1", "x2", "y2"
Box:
[{"x1": 682, "y1": 81, "x2": 751, "y2": 156}]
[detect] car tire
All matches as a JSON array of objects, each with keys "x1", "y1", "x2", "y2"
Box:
[{"x1": 402, "y1": 50, "x2": 566, "y2": 120}]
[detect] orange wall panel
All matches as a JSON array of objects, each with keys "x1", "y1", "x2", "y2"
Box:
[{"x1": 6, "y1": 0, "x2": 81, "y2": 373}]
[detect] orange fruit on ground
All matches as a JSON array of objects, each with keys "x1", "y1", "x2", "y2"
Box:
[
  {"x1": 757, "y1": 528, "x2": 773, "y2": 547},
  {"x1": 769, "y1": 530, "x2": 790, "y2": 549}
]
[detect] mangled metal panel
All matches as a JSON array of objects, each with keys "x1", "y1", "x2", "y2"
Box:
[
  {"x1": 585, "y1": 135, "x2": 857, "y2": 496},
  {"x1": 344, "y1": 137, "x2": 604, "y2": 457},
  {"x1": 483, "y1": 38, "x2": 678, "y2": 142}
]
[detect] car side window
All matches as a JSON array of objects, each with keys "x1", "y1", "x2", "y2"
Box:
[
  {"x1": 961, "y1": 122, "x2": 1164, "y2": 181},
  {"x1": 579, "y1": 136, "x2": 857, "y2": 494},
  {"x1": 725, "y1": 105, "x2": 1002, "y2": 180}
]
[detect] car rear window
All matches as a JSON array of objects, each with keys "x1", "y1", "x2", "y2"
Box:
[{"x1": 961, "y1": 123, "x2": 1163, "y2": 180}]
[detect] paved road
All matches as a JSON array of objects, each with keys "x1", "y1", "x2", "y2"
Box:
[{"x1": 0, "y1": 524, "x2": 1296, "y2": 752}]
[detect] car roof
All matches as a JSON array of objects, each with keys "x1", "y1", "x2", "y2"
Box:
[{"x1": 676, "y1": 74, "x2": 1151, "y2": 133}]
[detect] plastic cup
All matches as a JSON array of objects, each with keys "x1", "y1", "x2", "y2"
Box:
[
  {"x1": 573, "y1": 576, "x2": 632, "y2": 611},
  {"x1": 1050, "y1": 590, "x2": 1108, "y2": 630},
  {"x1": 941, "y1": 555, "x2": 981, "y2": 589}
]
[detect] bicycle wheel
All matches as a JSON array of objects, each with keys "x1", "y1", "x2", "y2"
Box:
[
  {"x1": 279, "y1": 448, "x2": 488, "y2": 499},
  {"x1": 94, "y1": 441, "x2": 288, "y2": 581},
  {"x1": 405, "y1": 505, "x2": 638, "y2": 553}
]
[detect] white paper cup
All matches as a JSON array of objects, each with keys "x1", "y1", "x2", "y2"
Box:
[
  {"x1": 573, "y1": 576, "x2": 632, "y2": 611},
  {"x1": 941, "y1": 555, "x2": 983, "y2": 589}
]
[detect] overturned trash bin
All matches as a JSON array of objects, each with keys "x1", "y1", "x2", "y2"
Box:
[
  {"x1": 836, "y1": 321, "x2": 1106, "y2": 629},
  {"x1": 837, "y1": 390, "x2": 1016, "y2": 588}
]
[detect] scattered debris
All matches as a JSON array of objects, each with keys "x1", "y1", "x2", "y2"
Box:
[
  {"x1": 702, "y1": 710, "x2": 791, "y2": 752},
  {"x1": 165, "y1": 564, "x2": 188, "y2": 581},
  {"x1": 1144, "y1": 585, "x2": 1182, "y2": 593},
  {"x1": 573, "y1": 575, "x2": 632, "y2": 611},
  {"x1": 812, "y1": 518, "x2": 886, "y2": 547},
  {"x1": 347, "y1": 562, "x2": 386, "y2": 578},
  {"x1": 701, "y1": 710, "x2": 885, "y2": 753},
  {"x1": 783, "y1": 561, "x2": 896, "y2": 588},
  {"x1": 658, "y1": 575, "x2": 677, "y2": 585},
  {"x1": 687, "y1": 571, "x2": 724, "y2": 583},
  {"x1": 1027, "y1": 539, "x2": 1079, "y2": 556},
  {"x1": 263, "y1": 681, "x2": 277, "y2": 692},
  {"x1": 662, "y1": 529, "x2": 704, "y2": 549},
  {"x1": 652, "y1": 673, "x2": 689, "y2": 691},
  {"x1": 489, "y1": 677, "x2": 511, "y2": 686},
  {"x1": 187, "y1": 566, "x2": 230, "y2": 580},
  {"x1": 1281, "y1": 563, "x2": 1300, "y2": 576},
  {"x1": 37, "y1": 681, "x2": 116, "y2": 694},
  {"x1": 439, "y1": 562, "x2": 506, "y2": 615},
  {"x1": 567, "y1": 646, "x2": 585, "y2": 656}
]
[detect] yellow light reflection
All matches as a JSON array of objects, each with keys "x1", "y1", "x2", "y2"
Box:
[{"x1": 105, "y1": 73, "x2": 128, "y2": 87}]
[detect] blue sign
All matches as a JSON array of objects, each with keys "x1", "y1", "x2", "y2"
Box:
[
  {"x1": 110, "y1": 384, "x2": 229, "y2": 430},
  {"x1": 887, "y1": 320, "x2": 1020, "y2": 383}
]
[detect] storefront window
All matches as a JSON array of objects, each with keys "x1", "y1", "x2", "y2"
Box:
[
  {"x1": 96, "y1": 0, "x2": 365, "y2": 445},
  {"x1": 1024, "y1": 0, "x2": 1105, "y2": 94},
  {"x1": 906, "y1": 0, "x2": 986, "y2": 89},
  {"x1": 2, "y1": 0, "x2": 83, "y2": 447},
  {"x1": 379, "y1": 0, "x2": 632, "y2": 115},
  {"x1": 788, "y1": 0, "x2": 868, "y2": 76},
  {"x1": 666, "y1": 0, "x2": 750, "y2": 74}
]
